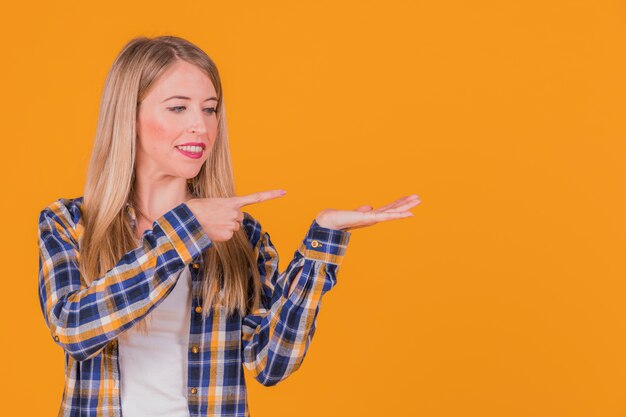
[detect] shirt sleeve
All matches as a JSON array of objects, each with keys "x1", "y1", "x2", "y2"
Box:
[
  {"x1": 37, "y1": 200, "x2": 212, "y2": 362},
  {"x1": 241, "y1": 215, "x2": 351, "y2": 386}
]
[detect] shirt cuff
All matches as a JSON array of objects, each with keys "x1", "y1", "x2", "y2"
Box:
[
  {"x1": 298, "y1": 219, "x2": 351, "y2": 265},
  {"x1": 153, "y1": 202, "x2": 213, "y2": 265}
]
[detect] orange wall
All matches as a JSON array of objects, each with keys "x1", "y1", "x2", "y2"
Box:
[{"x1": 2, "y1": 1, "x2": 625, "y2": 416}]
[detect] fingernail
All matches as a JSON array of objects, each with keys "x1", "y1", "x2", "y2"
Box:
[{"x1": 280, "y1": 190, "x2": 287, "y2": 195}]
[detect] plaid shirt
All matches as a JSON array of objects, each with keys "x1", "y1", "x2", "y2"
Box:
[{"x1": 37, "y1": 196, "x2": 351, "y2": 417}]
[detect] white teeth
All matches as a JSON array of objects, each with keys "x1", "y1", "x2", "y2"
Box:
[{"x1": 176, "y1": 145, "x2": 203, "y2": 153}]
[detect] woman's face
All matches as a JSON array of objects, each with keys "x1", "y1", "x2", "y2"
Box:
[{"x1": 136, "y1": 59, "x2": 218, "y2": 181}]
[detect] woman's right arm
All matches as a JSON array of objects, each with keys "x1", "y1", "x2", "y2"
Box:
[{"x1": 37, "y1": 199, "x2": 212, "y2": 362}]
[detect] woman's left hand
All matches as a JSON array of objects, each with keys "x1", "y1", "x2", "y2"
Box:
[{"x1": 315, "y1": 194, "x2": 421, "y2": 232}]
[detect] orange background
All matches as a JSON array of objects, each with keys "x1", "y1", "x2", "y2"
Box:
[{"x1": 2, "y1": 1, "x2": 625, "y2": 416}]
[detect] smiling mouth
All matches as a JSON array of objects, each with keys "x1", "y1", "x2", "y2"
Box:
[
  {"x1": 175, "y1": 146, "x2": 204, "y2": 159},
  {"x1": 175, "y1": 145, "x2": 204, "y2": 152}
]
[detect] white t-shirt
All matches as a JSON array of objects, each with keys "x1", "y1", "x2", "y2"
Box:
[{"x1": 118, "y1": 266, "x2": 192, "y2": 417}]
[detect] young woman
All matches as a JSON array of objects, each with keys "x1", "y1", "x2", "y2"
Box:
[{"x1": 37, "y1": 35, "x2": 420, "y2": 417}]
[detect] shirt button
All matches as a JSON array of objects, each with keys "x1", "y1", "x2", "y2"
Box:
[
  {"x1": 191, "y1": 346, "x2": 199, "y2": 354},
  {"x1": 194, "y1": 306, "x2": 203, "y2": 314},
  {"x1": 190, "y1": 387, "x2": 198, "y2": 395},
  {"x1": 192, "y1": 263, "x2": 200, "y2": 269},
  {"x1": 53, "y1": 336, "x2": 59, "y2": 342},
  {"x1": 311, "y1": 240, "x2": 321, "y2": 248}
]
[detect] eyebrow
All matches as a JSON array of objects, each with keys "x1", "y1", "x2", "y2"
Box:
[{"x1": 161, "y1": 95, "x2": 218, "y2": 103}]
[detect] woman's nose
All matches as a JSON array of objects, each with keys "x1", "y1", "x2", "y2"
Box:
[
  {"x1": 187, "y1": 112, "x2": 207, "y2": 134},
  {"x1": 188, "y1": 124, "x2": 206, "y2": 135}
]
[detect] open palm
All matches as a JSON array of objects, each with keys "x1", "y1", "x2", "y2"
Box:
[{"x1": 315, "y1": 194, "x2": 421, "y2": 231}]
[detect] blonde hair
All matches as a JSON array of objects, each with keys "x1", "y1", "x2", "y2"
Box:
[{"x1": 79, "y1": 35, "x2": 261, "y2": 327}]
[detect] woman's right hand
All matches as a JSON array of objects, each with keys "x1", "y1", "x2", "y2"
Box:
[{"x1": 185, "y1": 189, "x2": 287, "y2": 242}]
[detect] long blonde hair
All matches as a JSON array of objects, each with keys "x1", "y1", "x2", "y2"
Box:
[{"x1": 79, "y1": 35, "x2": 261, "y2": 325}]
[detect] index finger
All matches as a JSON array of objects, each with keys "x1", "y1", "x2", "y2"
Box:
[{"x1": 231, "y1": 189, "x2": 287, "y2": 208}]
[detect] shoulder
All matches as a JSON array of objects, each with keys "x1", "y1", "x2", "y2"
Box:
[{"x1": 38, "y1": 196, "x2": 84, "y2": 235}]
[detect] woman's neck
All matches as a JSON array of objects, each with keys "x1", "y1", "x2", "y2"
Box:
[{"x1": 131, "y1": 175, "x2": 194, "y2": 222}]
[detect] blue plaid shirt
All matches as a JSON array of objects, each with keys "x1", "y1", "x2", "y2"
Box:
[{"x1": 37, "y1": 196, "x2": 351, "y2": 416}]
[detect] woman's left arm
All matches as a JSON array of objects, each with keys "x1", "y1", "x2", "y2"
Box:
[
  {"x1": 241, "y1": 193, "x2": 420, "y2": 386},
  {"x1": 241, "y1": 214, "x2": 351, "y2": 387}
]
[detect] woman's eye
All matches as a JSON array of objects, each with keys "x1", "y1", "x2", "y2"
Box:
[{"x1": 167, "y1": 106, "x2": 216, "y2": 115}]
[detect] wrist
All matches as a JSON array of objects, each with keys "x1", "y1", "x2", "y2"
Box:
[{"x1": 315, "y1": 216, "x2": 343, "y2": 231}]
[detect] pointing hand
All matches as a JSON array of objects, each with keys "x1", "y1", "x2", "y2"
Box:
[{"x1": 186, "y1": 189, "x2": 286, "y2": 242}]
